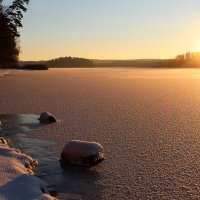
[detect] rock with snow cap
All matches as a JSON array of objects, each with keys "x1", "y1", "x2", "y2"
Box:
[
  {"x1": 60, "y1": 140, "x2": 104, "y2": 167},
  {"x1": 38, "y1": 112, "x2": 57, "y2": 123}
]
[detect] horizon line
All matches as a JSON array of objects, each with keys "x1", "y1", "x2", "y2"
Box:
[{"x1": 20, "y1": 51, "x2": 200, "y2": 62}]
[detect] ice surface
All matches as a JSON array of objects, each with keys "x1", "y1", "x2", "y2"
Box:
[
  {"x1": 0, "y1": 137, "x2": 55, "y2": 200},
  {"x1": 3, "y1": 68, "x2": 200, "y2": 199}
]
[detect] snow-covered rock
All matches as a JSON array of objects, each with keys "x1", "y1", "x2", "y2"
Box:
[
  {"x1": 38, "y1": 112, "x2": 57, "y2": 123},
  {"x1": 60, "y1": 140, "x2": 104, "y2": 167}
]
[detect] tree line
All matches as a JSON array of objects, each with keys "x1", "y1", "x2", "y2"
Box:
[
  {"x1": 20, "y1": 56, "x2": 95, "y2": 69},
  {"x1": 0, "y1": 0, "x2": 29, "y2": 68},
  {"x1": 157, "y1": 52, "x2": 200, "y2": 68},
  {"x1": 46, "y1": 56, "x2": 94, "y2": 68}
]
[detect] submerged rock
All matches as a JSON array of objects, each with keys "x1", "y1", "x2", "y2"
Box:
[
  {"x1": 60, "y1": 140, "x2": 104, "y2": 167},
  {"x1": 38, "y1": 112, "x2": 57, "y2": 123}
]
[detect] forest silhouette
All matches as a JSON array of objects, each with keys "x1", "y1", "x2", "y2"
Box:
[{"x1": 0, "y1": 0, "x2": 29, "y2": 68}]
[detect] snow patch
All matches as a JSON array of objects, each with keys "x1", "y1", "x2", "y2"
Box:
[
  {"x1": 0, "y1": 137, "x2": 56, "y2": 200},
  {"x1": 0, "y1": 71, "x2": 10, "y2": 78}
]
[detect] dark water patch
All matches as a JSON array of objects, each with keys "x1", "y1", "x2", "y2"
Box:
[
  {"x1": 0, "y1": 114, "x2": 57, "y2": 166},
  {"x1": 37, "y1": 161, "x2": 104, "y2": 199},
  {"x1": 0, "y1": 114, "x2": 104, "y2": 199},
  {"x1": 0, "y1": 114, "x2": 44, "y2": 135}
]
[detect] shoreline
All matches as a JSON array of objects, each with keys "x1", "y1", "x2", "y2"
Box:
[
  {"x1": 0, "y1": 70, "x2": 10, "y2": 78},
  {"x1": 0, "y1": 137, "x2": 56, "y2": 200}
]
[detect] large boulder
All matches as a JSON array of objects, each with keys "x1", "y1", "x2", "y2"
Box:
[
  {"x1": 60, "y1": 140, "x2": 104, "y2": 167},
  {"x1": 38, "y1": 112, "x2": 57, "y2": 123}
]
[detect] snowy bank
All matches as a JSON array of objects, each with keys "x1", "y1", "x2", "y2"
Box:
[
  {"x1": 0, "y1": 70, "x2": 10, "y2": 78},
  {"x1": 0, "y1": 137, "x2": 56, "y2": 200}
]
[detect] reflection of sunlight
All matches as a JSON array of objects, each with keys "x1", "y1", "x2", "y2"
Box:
[
  {"x1": 194, "y1": 69, "x2": 200, "y2": 79},
  {"x1": 111, "y1": 69, "x2": 200, "y2": 80}
]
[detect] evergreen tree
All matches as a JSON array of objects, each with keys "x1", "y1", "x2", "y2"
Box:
[
  {"x1": 0, "y1": 12, "x2": 19, "y2": 68},
  {"x1": 0, "y1": 0, "x2": 29, "y2": 68},
  {"x1": 5, "y1": 0, "x2": 29, "y2": 37}
]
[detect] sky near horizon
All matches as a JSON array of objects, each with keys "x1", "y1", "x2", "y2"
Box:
[{"x1": 5, "y1": 0, "x2": 200, "y2": 60}]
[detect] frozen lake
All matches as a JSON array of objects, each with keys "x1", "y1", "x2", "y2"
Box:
[{"x1": 1, "y1": 68, "x2": 200, "y2": 199}]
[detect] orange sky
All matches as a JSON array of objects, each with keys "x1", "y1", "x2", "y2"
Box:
[{"x1": 17, "y1": 0, "x2": 200, "y2": 61}]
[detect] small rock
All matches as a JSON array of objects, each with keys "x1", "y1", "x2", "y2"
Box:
[
  {"x1": 38, "y1": 112, "x2": 57, "y2": 123},
  {"x1": 60, "y1": 140, "x2": 104, "y2": 167}
]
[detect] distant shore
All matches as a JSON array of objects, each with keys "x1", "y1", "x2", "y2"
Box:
[{"x1": 17, "y1": 58, "x2": 200, "y2": 69}]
